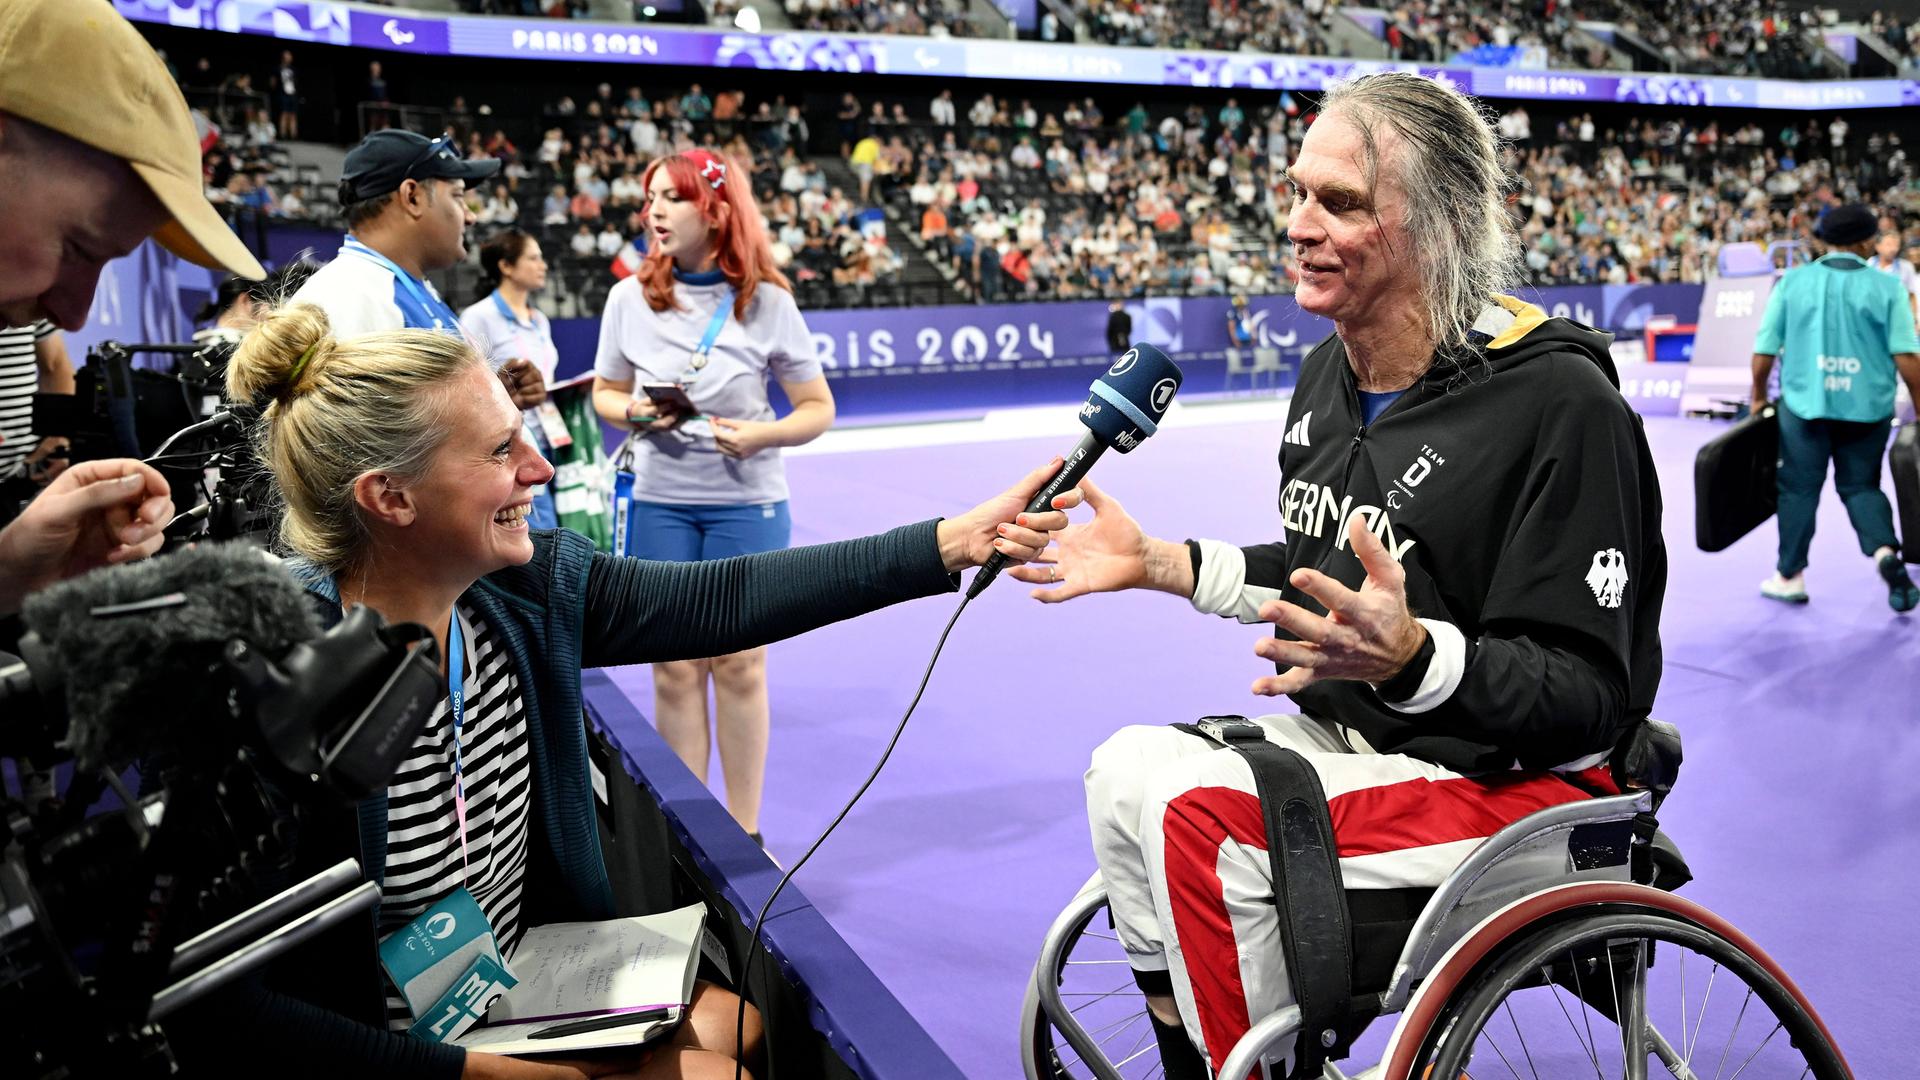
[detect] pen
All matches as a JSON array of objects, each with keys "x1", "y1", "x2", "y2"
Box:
[{"x1": 527, "y1": 1007, "x2": 673, "y2": 1040}]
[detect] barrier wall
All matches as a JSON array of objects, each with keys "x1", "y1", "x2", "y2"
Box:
[{"x1": 582, "y1": 671, "x2": 966, "y2": 1080}]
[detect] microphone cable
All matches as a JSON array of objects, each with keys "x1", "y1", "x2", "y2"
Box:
[{"x1": 732, "y1": 587, "x2": 975, "y2": 1080}]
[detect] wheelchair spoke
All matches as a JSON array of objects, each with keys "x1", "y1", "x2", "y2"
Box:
[
  {"x1": 1720, "y1": 1021, "x2": 1781, "y2": 1080},
  {"x1": 1066, "y1": 959, "x2": 1135, "y2": 965},
  {"x1": 1546, "y1": 973, "x2": 1604, "y2": 1078},
  {"x1": 1479, "y1": 1029, "x2": 1528, "y2": 1080},
  {"x1": 1084, "y1": 1009, "x2": 1150, "y2": 1041},
  {"x1": 1708, "y1": 989, "x2": 1754, "y2": 1080},
  {"x1": 1505, "y1": 999, "x2": 1544, "y2": 1079},
  {"x1": 1564, "y1": 948, "x2": 1606, "y2": 1079},
  {"x1": 1114, "y1": 1036, "x2": 1160, "y2": 1069},
  {"x1": 1068, "y1": 986, "x2": 1146, "y2": 1015},
  {"x1": 1684, "y1": 963, "x2": 1720, "y2": 1066}
]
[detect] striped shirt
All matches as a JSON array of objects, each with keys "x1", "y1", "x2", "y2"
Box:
[
  {"x1": 0, "y1": 321, "x2": 54, "y2": 478},
  {"x1": 378, "y1": 603, "x2": 533, "y2": 1030}
]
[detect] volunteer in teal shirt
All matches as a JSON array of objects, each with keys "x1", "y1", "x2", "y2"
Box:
[{"x1": 1750, "y1": 204, "x2": 1920, "y2": 611}]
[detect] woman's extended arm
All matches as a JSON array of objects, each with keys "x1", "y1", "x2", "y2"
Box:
[{"x1": 581, "y1": 460, "x2": 1073, "y2": 667}]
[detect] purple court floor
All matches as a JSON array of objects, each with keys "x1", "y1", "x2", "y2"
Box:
[{"x1": 605, "y1": 410, "x2": 1917, "y2": 1079}]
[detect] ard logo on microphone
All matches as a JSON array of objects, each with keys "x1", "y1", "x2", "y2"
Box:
[
  {"x1": 1150, "y1": 378, "x2": 1176, "y2": 414},
  {"x1": 1108, "y1": 349, "x2": 1138, "y2": 377}
]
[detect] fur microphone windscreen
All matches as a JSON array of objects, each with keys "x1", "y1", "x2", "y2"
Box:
[{"x1": 20, "y1": 543, "x2": 321, "y2": 768}]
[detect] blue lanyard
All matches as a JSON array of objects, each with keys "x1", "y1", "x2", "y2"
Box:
[
  {"x1": 446, "y1": 610, "x2": 471, "y2": 882},
  {"x1": 684, "y1": 291, "x2": 732, "y2": 383},
  {"x1": 342, "y1": 236, "x2": 451, "y2": 330},
  {"x1": 491, "y1": 289, "x2": 536, "y2": 330}
]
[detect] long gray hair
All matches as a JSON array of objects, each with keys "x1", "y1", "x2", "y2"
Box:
[{"x1": 1316, "y1": 72, "x2": 1523, "y2": 353}]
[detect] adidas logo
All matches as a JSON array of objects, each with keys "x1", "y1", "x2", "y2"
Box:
[{"x1": 1284, "y1": 411, "x2": 1313, "y2": 447}]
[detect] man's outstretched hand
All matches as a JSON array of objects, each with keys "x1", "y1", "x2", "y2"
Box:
[{"x1": 1250, "y1": 514, "x2": 1425, "y2": 697}]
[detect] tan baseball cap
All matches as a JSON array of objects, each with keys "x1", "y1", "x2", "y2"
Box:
[{"x1": 0, "y1": 0, "x2": 266, "y2": 280}]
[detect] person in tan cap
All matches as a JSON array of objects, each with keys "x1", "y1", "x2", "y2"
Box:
[
  {"x1": 0, "y1": 1, "x2": 257, "y2": 641},
  {"x1": 0, "y1": 0, "x2": 265, "y2": 332}
]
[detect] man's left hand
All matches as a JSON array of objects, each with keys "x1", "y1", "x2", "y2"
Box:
[
  {"x1": 1251, "y1": 514, "x2": 1426, "y2": 696},
  {"x1": 499, "y1": 358, "x2": 547, "y2": 409},
  {"x1": 710, "y1": 417, "x2": 779, "y2": 460}
]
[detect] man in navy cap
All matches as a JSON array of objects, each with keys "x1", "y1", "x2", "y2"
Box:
[
  {"x1": 1751, "y1": 202, "x2": 1920, "y2": 610},
  {"x1": 290, "y1": 130, "x2": 499, "y2": 337}
]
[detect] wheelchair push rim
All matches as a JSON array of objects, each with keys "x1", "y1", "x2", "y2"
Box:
[
  {"x1": 1023, "y1": 885, "x2": 1166, "y2": 1080},
  {"x1": 1414, "y1": 907, "x2": 1850, "y2": 1080}
]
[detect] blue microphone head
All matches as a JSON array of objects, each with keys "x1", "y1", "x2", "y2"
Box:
[{"x1": 1079, "y1": 342, "x2": 1184, "y2": 453}]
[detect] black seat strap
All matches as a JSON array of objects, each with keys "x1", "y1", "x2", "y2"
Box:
[{"x1": 1175, "y1": 719, "x2": 1352, "y2": 1079}]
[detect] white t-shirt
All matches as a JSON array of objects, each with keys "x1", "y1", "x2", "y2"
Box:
[{"x1": 594, "y1": 274, "x2": 822, "y2": 505}]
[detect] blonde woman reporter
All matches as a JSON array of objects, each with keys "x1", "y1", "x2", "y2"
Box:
[
  {"x1": 198, "y1": 304, "x2": 1068, "y2": 1080},
  {"x1": 591, "y1": 150, "x2": 830, "y2": 844}
]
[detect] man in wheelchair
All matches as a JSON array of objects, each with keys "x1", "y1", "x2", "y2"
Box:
[{"x1": 1015, "y1": 73, "x2": 1667, "y2": 1078}]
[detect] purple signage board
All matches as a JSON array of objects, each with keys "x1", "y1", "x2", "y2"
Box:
[
  {"x1": 114, "y1": 0, "x2": 1918, "y2": 110},
  {"x1": 1614, "y1": 360, "x2": 1687, "y2": 417},
  {"x1": 548, "y1": 284, "x2": 1704, "y2": 420}
]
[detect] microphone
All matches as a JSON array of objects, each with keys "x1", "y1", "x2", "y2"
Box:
[
  {"x1": 966, "y1": 342, "x2": 1184, "y2": 599},
  {"x1": 12, "y1": 543, "x2": 323, "y2": 769}
]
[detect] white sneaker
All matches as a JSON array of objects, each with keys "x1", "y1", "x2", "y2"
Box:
[{"x1": 1760, "y1": 572, "x2": 1808, "y2": 604}]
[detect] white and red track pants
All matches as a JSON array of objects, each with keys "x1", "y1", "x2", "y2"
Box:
[{"x1": 1085, "y1": 715, "x2": 1610, "y2": 1078}]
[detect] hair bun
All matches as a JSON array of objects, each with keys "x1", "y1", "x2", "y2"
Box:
[{"x1": 227, "y1": 303, "x2": 337, "y2": 408}]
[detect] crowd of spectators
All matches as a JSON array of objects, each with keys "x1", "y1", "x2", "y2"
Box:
[
  {"x1": 1576, "y1": 1, "x2": 1831, "y2": 77},
  {"x1": 1383, "y1": 0, "x2": 1581, "y2": 66},
  {"x1": 1075, "y1": 0, "x2": 1332, "y2": 56},
  {"x1": 170, "y1": 46, "x2": 1920, "y2": 312},
  {"x1": 884, "y1": 92, "x2": 1295, "y2": 301},
  {"x1": 785, "y1": 0, "x2": 979, "y2": 36},
  {"x1": 1507, "y1": 110, "x2": 1915, "y2": 286},
  {"x1": 440, "y1": 82, "x2": 912, "y2": 307},
  {"x1": 1862, "y1": 9, "x2": 1920, "y2": 74}
]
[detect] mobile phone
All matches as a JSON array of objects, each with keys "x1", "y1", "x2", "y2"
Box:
[{"x1": 640, "y1": 382, "x2": 697, "y2": 413}]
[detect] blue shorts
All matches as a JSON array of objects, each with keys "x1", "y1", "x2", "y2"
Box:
[{"x1": 626, "y1": 500, "x2": 792, "y2": 562}]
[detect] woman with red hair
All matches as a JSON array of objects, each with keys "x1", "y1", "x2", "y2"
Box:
[{"x1": 592, "y1": 150, "x2": 835, "y2": 847}]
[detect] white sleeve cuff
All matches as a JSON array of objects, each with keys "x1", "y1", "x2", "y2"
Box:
[
  {"x1": 1188, "y1": 539, "x2": 1285, "y2": 623},
  {"x1": 1188, "y1": 539, "x2": 1246, "y2": 616},
  {"x1": 1384, "y1": 619, "x2": 1467, "y2": 715}
]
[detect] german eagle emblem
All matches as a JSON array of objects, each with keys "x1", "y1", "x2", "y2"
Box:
[{"x1": 1585, "y1": 548, "x2": 1629, "y2": 609}]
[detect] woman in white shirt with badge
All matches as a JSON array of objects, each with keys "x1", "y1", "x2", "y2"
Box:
[
  {"x1": 461, "y1": 230, "x2": 564, "y2": 530},
  {"x1": 592, "y1": 150, "x2": 834, "y2": 846}
]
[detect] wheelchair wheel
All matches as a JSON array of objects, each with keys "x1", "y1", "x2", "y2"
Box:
[
  {"x1": 1422, "y1": 908, "x2": 1849, "y2": 1080},
  {"x1": 1021, "y1": 889, "x2": 1163, "y2": 1080}
]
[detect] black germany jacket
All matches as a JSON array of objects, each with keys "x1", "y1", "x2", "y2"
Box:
[{"x1": 1188, "y1": 298, "x2": 1666, "y2": 773}]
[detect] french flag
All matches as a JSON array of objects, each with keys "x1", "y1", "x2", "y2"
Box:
[
  {"x1": 193, "y1": 109, "x2": 221, "y2": 154},
  {"x1": 610, "y1": 239, "x2": 644, "y2": 280}
]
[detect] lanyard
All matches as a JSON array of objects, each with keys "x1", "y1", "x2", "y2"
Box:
[
  {"x1": 491, "y1": 289, "x2": 535, "y2": 330},
  {"x1": 683, "y1": 291, "x2": 732, "y2": 384},
  {"x1": 491, "y1": 289, "x2": 556, "y2": 381},
  {"x1": 446, "y1": 610, "x2": 471, "y2": 883},
  {"x1": 343, "y1": 236, "x2": 452, "y2": 330}
]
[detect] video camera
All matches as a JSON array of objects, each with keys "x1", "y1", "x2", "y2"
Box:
[
  {"x1": 57, "y1": 336, "x2": 277, "y2": 546},
  {"x1": 0, "y1": 542, "x2": 441, "y2": 1079}
]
